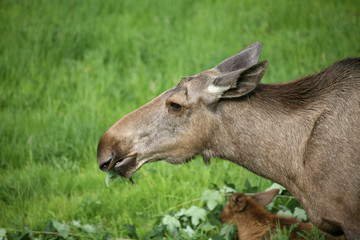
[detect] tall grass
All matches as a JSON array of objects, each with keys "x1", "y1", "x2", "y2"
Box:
[{"x1": 0, "y1": 0, "x2": 359, "y2": 238}]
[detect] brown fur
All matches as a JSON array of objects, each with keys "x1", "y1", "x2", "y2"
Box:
[
  {"x1": 251, "y1": 58, "x2": 360, "y2": 109},
  {"x1": 97, "y1": 42, "x2": 360, "y2": 239},
  {"x1": 221, "y1": 191, "x2": 341, "y2": 240}
]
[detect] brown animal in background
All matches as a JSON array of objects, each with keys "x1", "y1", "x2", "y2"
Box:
[
  {"x1": 97, "y1": 42, "x2": 360, "y2": 239},
  {"x1": 220, "y1": 189, "x2": 339, "y2": 240}
]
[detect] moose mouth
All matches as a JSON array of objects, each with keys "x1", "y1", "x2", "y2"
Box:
[
  {"x1": 106, "y1": 153, "x2": 199, "y2": 178},
  {"x1": 110, "y1": 155, "x2": 138, "y2": 178},
  {"x1": 114, "y1": 156, "x2": 135, "y2": 168}
]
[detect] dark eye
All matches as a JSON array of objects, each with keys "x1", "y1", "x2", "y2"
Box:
[{"x1": 169, "y1": 102, "x2": 182, "y2": 112}]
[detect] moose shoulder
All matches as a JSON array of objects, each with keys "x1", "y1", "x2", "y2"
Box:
[{"x1": 97, "y1": 42, "x2": 360, "y2": 239}]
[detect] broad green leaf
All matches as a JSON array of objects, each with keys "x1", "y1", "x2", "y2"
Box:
[
  {"x1": 162, "y1": 215, "x2": 180, "y2": 236},
  {"x1": 162, "y1": 215, "x2": 180, "y2": 227},
  {"x1": 52, "y1": 219, "x2": 71, "y2": 239},
  {"x1": 220, "y1": 223, "x2": 237, "y2": 240},
  {"x1": 266, "y1": 183, "x2": 286, "y2": 194},
  {"x1": 180, "y1": 215, "x2": 189, "y2": 223},
  {"x1": 203, "y1": 222, "x2": 216, "y2": 231},
  {"x1": 72, "y1": 220, "x2": 97, "y2": 233},
  {"x1": 220, "y1": 186, "x2": 236, "y2": 194},
  {"x1": 72, "y1": 220, "x2": 81, "y2": 228},
  {"x1": 201, "y1": 190, "x2": 222, "y2": 210},
  {"x1": 184, "y1": 206, "x2": 206, "y2": 226},
  {"x1": 183, "y1": 226, "x2": 194, "y2": 237},
  {"x1": 0, "y1": 228, "x2": 6, "y2": 240},
  {"x1": 277, "y1": 209, "x2": 293, "y2": 218},
  {"x1": 293, "y1": 207, "x2": 307, "y2": 221},
  {"x1": 243, "y1": 178, "x2": 260, "y2": 193},
  {"x1": 174, "y1": 208, "x2": 187, "y2": 217},
  {"x1": 82, "y1": 224, "x2": 96, "y2": 233},
  {"x1": 207, "y1": 207, "x2": 222, "y2": 226}
]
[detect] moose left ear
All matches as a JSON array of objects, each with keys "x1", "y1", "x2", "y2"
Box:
[{"x1": 208, "y1": 61, "x2": 268, "y2": 99}]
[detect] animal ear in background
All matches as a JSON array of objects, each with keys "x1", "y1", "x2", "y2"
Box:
[
  {"x1": 251, "y1": 189, "x2": 280, "y2": 207},
  {"x1": 230, "y1": 194, "x2": 247, "y2": 212}
]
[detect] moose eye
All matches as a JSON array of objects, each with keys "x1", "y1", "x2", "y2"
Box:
[{"x1": 169, "y1": 102, "x2": 182, "y2": 112}]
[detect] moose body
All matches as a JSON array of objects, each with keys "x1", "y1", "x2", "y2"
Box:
[
  {"x1": 97, "y1": 42, "x2": 360, "y2": 239},
  {"x1": 220, "y1": 189, "x2": 340, "y2": 240}
]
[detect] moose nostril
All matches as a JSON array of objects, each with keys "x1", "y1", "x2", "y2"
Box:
[{"x1": 99, "y1": 157, "x2": 112, "y2": 172}]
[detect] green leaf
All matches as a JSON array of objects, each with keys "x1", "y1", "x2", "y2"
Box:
[
  {"x1": 105, "y1": 171, "x2": 135, "y2": 186},
  {"x1": 105, "y1": 170, "x2": 121, "y2": 187},
  {"x1": 144, "y1": 225, "x2": 166, "y2": 240},
  {"x1": 72, "y1": 220, "x2": 97, "y2": 233},
  {"x1": 52, "y1": 219, "x2": 71, "y2": 239},
  {"x1": 82, "y1": 224, "x2": 96, "y2": 233},
  {"x1": 209, "y1": 234, "x2": 226, "y2": 240},
  {"x1": 277, "y1": 209, "x2": 293, "y2": 218},
  {"x1": 207, "y1": 207, "x2": 222, "y2": 226},
  {"x1": 243, "y1": 178, "x2": 260, "y2": 193},
  {"x1": 184, "y1": 206, "x2": 206, "y2": 226},
  {"x1": 266, "y1": 183, "x2": 286, "y2": 194},
  {"x1": 202, "y1": 190, "x2": 222, "y2": 210},
  {"x1": 72, "y1": 220, "x2": 81, "y2": 228},
  {"x1": 162, "y1": 215, "x2": 180, "y2": 236},
  {"x1": 219, "y1": 223, "x2": 237, "y2": 240},
  {"x1": 126, "y1": 224, "x2": 139, "y2": 239},
  {"x1": 182, "y1": 226, "x2": 194, "y2": 238},
  {"x1": 220, "y1": 186, "x2": 236, "y2": 194},
  {"x1": 203, "y1": 222, "x2": 216, "y2": 231},
  {"x1": 174, "y1": 208, "x2": 187, "y2": 217},
  {"x1": 0, "y1": 228, "x2": 7, "y2": 240},
  {"x1": 293, "y1": 207, "x2": 307, "y2": 221}
]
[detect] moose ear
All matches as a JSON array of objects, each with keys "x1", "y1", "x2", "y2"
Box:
[
  {"x1": 251, "y1": 189, "x2": 279, "y2": 207},
  {"x1": 214, "y1": 42, "x2": 262, "y2": 73},
  {"x1": 208, "y1": 61, "x2": 268, "y2": 98},
  {"x1": 230, "y1": 194, "x2": 247, "y2": 212}
]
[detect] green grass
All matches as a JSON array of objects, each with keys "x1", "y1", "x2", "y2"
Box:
[{"x1": 0, "y1": 0, "x2": 359, "y2": 238}]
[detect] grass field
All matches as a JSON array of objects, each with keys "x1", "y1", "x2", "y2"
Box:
[{"x1": 0, "y1": 0, "x2": 359, "y2": 238}]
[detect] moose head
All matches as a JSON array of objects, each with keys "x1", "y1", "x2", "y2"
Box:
[{"x1": 97, "y1": 42, "x2": 267, "y2": 177}]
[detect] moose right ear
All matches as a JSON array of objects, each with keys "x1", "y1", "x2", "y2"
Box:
[{"x1": 214, "y1": 42, "x2": 263, "y2": 73}]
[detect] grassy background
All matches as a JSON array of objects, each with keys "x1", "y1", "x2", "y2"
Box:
[{"x1": 0, "y1": 0, "x2": 359, "y2": 238}]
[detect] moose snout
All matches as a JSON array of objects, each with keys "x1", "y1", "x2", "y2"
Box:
[
  {"x1": 97, "y1": 128, "x2": 135, "y2": 172},
  {"x1": 97, "y1": 131, "x2": 116, "y2": 172},
  {"x1": 98, "y1": 155, "x2": 113, "y2": 172},
  {"x1": 97, "y1": 149, "x2": 115, "y2": 172}
]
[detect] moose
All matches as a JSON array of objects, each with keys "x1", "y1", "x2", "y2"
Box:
[
  {"x1": 97, "y1": 42, "x2": 360, "y2": 239},
  {"x1": 220, "y1": 189, "x2": 340, "y2": 240}
]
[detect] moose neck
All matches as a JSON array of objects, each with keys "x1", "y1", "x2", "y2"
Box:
[{"x1": 211, "y1": 84, "x2": 321, "y2": 189}]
